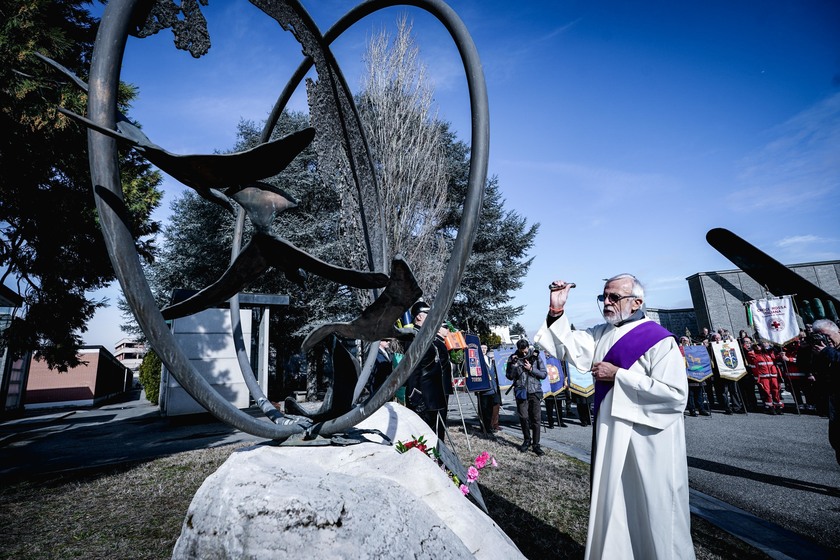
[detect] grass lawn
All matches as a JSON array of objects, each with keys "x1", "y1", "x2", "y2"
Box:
[{"x1": 0, "y1": 425, "x2": 770, "y2": 559}]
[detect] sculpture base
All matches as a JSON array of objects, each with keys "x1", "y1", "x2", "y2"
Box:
[{"x1": 172, "y1": 403, "x2": 523, "y2": 559}]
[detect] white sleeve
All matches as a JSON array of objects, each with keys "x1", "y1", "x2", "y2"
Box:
[{"x1": 534, "y1": 314, "x2": 597, "y2": 373}]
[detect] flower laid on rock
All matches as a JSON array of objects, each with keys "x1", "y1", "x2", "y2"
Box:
[
  {"x1": 395, "y1": 434, "x2": 438, "y2": 460},
  {"x1": 395, "y1": 436, "x2": 497, "y2": 498},
  {"x1": 467, "y1": 465, "x2": 479, "y2": 483}
]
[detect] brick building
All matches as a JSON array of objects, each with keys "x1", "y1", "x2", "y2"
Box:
[{"x1": 24, "y1": 346, "x2": 132, "y2": 410}]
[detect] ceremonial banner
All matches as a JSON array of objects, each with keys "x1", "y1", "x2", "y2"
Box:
[
  {"x1": 711, "y1": 340, "x2": 748, "y2": 381},
  {"x1": 748, "y1": 296, "x2": 799, "y2": 345},
  {"x1": 540, "y1": 352, "x2": 551, "y2": 395},
  {"x1": 566, "y1": 361, "x2": 594, "y2": 397},
  {"x1": 464, "y1": 333, "x2": 491, "y2": 392},
  {"x1": 683, "y1": 345, "x2": 713, "y2": 382},
  {"x1": 493, "y1": 346, "x2": 517, "y2": 390},
  {"x1": 541, "y1": 355, "x2": 567, "y2": 396}
]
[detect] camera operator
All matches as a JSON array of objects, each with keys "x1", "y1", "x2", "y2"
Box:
[
  {"x1": 506, "y1": 339, "x2": 547, "y2": 455},
  {"x1": 810, "y1": 319, "x2": 840, "y2": 465}
]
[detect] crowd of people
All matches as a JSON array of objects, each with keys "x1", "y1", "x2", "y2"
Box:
[
  {"x1": 373, "y1": 294, "x2": 838, "y2": 462},
  {"x1": 679, "y1": 324, "x2": 830, "y2": 417},
  {"x1": 379, "y1": 274, "x2": 692, "y2": 558},
  {"x1": 370, "y1": 274, "x2": 838, "y2": 559}
]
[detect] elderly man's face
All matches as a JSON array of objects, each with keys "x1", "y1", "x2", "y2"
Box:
[
  {"x1": 814, "y1": 326, "x2": 840, "y2": 347},
  {"x1": 601, "y1": 278, "x2": 641, "y2": 325}
]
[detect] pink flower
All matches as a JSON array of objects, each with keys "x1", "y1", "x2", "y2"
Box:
[
  {"x1": 467, "y1": 465, "x2": 479, "y2": 483},
  {"x1": 475, "y1": 451, "x2": 490, "y2": 469},
  {"x1": 491, "y1": 457, "x2": 498, "y2": 467},
  {"x1": 460, "y1": 484, "x2": 470, "y2": 495}
]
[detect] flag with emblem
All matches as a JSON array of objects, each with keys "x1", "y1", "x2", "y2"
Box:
[
  {"x1": 748, "y1": 295, "x2": 799, "y2": 345},
  {"x1": 541, "y1": 355, "x2": 567, "y2": 396},
  {"x1": 682, "y1": 345, "x2": 713, "y2": 382},
  {"x1": 711, "y1": 340, "x2": 748, "y2": 381}
]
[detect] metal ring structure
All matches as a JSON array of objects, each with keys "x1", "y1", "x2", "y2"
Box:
[{"x1": 87, "y1": 0, "x2": 488, "y2": 440}]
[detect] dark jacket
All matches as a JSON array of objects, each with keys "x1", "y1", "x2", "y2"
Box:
[
  {"x1": 506, "y1": 351, "x2": 547, "y2": 397},
  {"x1": 813, "y1": 345, "x2": 840, "y2": 396},
  {"x1": 405, "y1": 330, "x2": 453, "y2": 412},
  {"x1": 367, "y1": 346, "x2": 392, "y2": 394}
]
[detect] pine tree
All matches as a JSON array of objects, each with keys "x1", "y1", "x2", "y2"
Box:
[
  {"x1": 438, "y1": 125, "x2": 539, "y2": 335},
  {"x1": 0, "y1": 0, "x2": 162, "y2": 370}
]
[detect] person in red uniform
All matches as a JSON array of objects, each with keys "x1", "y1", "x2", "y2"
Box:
[
  {"x1": 745, "y1": 342, "x2": 784, "y2": 414},
  {"x1": 739, "y1": 336, "x2": 760, "y2": 412},
  {"x1": 779, "y1": 338, "x2": 810, "y2": 411}
]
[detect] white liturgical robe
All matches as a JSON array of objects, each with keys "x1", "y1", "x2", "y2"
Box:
[{"x1": 535, "y1": 314, "x2": 694, "y2": 560}]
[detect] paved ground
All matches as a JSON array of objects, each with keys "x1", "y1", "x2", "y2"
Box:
[
  {"x1": 451, "y1": 389, "x2": 840, "y2": 560},
  {"x1": 0, "y1": 390, "x2": 265, "y2": 480},
  {"x1": 2, "y1": 389, "x2": 839, "y2": 560}
]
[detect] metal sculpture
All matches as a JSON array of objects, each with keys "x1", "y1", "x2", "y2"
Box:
[{"x1": 69, "y1": 0, "x2": 488, "y2": 440}]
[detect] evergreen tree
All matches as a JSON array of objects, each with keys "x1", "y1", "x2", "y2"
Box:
[
  {"x1": 0, "y1": 0, "x2": 162, "y2": 370},
  {"x1": 510, "y1": 322, "x2": 527, "y2": 339},
  {"x1": 439, "y1": 125, "x2": 539, "y2": 335},
  {"x1": 138, "y1": 348, "x2": 162, "y2": 405},
  {"x1": 140, "y1": 111, "x2": 348, "y2": 395}
]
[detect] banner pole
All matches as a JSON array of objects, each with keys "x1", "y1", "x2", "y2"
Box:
[
  {"x1": 450, "y1": 361, "x2": 473, "y2": 455},
  {"x1": 733, "y1": 378, "x2": 747, "y2": 416},
  {"x1": 702, "y1": 379, "x2": 713, "y2": 417},
  {"x1": 777, "y1": 356, "x2": 801, "y2": 416}
]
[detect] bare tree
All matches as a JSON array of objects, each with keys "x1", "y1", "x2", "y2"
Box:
[{"x1": 351, "y1": 16, "x2": 450, "y2": 302}]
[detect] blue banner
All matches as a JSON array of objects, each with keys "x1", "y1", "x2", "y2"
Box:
[
  {"x1": 493, "y1": 346, "x2": 517, "y2": 390},
  {"x1": 464, "y1": 333, "x2": 491, "y2": 392},
  {"x1": 683, "y1": 345, "x2": 713, "y2": 382},
  {"x1": 567, "y1": 361, "x2": 594, "y2": 397},
  {"x1": 541, "y1": 355, "x2": 567, "y2": 396}
]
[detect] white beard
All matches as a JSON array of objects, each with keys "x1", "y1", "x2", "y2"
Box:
[{"x1": 602, "y1": 308, "x2": 620, "y2": 325}]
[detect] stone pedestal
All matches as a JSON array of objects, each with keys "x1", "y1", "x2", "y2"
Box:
[{"x1": 172, "y1": 403, "x2": 524, "y2": 559}]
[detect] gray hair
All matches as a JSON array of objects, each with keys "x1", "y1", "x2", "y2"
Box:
[
  {"x1": 812, "y1": 319, "x2": 839, "y2": 334},
  {"x1": 605, "y1": 273, "x2": 645, "y2": 300}
]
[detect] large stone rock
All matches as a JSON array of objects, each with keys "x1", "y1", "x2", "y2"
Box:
[{"x1": 172, "y1": 403, "x2": 524, "y2": 559}]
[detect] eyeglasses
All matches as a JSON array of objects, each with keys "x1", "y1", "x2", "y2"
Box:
[{"x1": 597, "y1": 292, "x2": 637, "y2": 304}]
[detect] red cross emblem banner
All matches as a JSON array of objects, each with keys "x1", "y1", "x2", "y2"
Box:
[{"x1": 747, "y1": 295, "x2": 799, "y2": 345}]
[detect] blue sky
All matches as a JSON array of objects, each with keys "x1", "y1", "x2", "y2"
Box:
[{"x1": 82, "y1": 0, "x2": 840, "y2": 349}]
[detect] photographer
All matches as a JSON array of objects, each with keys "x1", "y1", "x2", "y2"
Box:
[
  {"x1": 506, "y1": 339, "x2": 547, "y2": 455},
  {"x1": 810, "y1": 319, "x2": 840, "y2": 465}
]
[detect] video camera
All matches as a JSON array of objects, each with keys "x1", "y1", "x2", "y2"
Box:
[{"x1": 807, "y1": 332, "x2": 831, "y2": 347}]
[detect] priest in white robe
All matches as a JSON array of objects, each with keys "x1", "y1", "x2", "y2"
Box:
[{"x1": 534, "y1": 274, "x2": 694, "y2": 560}]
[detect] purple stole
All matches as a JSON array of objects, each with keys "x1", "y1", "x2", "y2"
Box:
[{"x1": 592, "y1": 320, "x2": 674, "y2": 421}]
